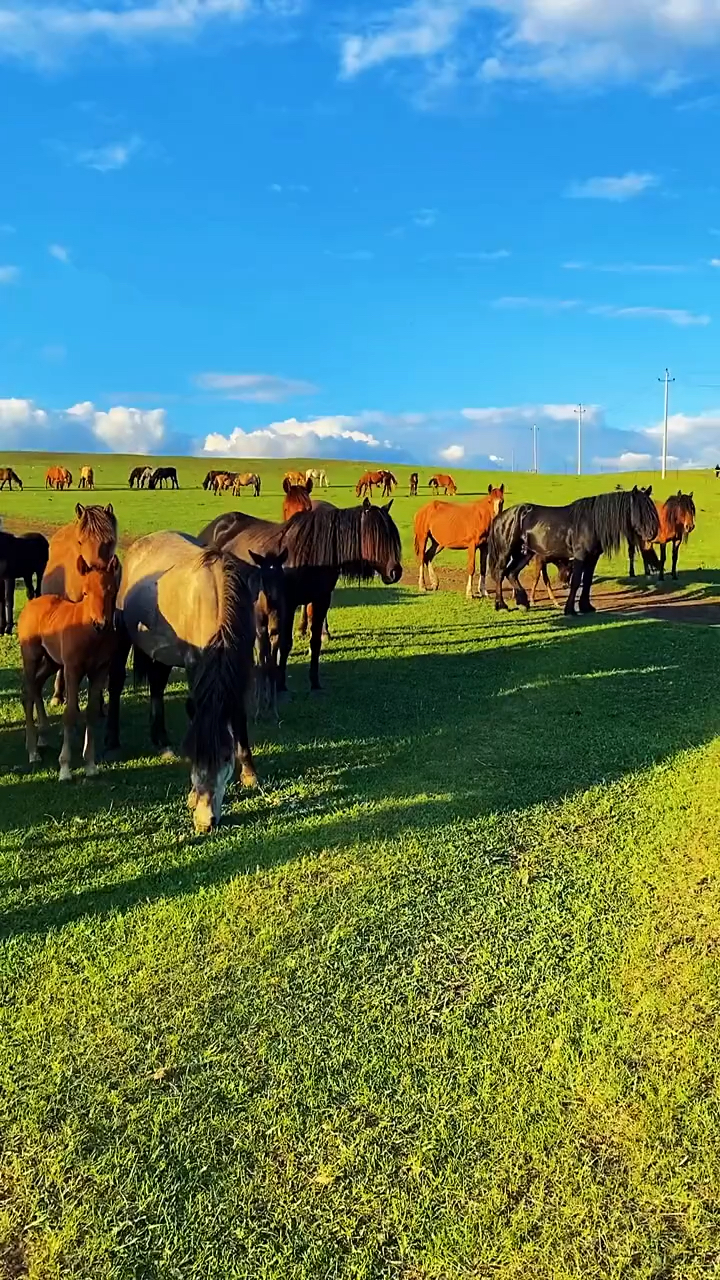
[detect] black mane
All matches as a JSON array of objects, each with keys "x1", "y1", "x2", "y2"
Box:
[
  {"x1": 281, "y1": 502, "x2": 401, "y2": 583},
  {"x1": 665, "y1": 491, "x2": 695, "y2": 523},
  {"x1": 568, "y1": 489, "x2": 658, "y2": 555}
]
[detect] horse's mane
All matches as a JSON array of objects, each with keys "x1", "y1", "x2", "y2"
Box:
[
  {"x1": 77, "y1": 504, "x2": 117, "y2": 540},
  {"x1": 569, "y1": 490, "x2": 656, "y2": 555},
  {"x1": 182, "y1": 549, "x2": 253, "y2": 772},
  {"x1": 665, "y1": 492, "x2": 695, "y2": 522},
  {"x1": 282, "y1": 502, "x2": 401, "y2": 583}
]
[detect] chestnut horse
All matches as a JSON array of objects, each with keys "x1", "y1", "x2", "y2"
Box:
[
  {"x1": 415, "y1": 485, "x2": 505, "y2": 598},
  {"x1": 42, "y1": 503, "x2": 118, "y2": 705},
  {"x1": 19, "y1": 557, "x2": 119, "y2": 780},
  {"x1": 356, "y1": 470, "x2": 387, "y2": 499},
  {"x1": 428, "y1": 474, "x2": 457, "y2": 496},
  {"x1": 46, "y1": 466, "x2": 72, "y2": 490},
  {"x1": 628, "y1": 490, "x2": 695, "y2": 581},
  {"x1": 284, "y1": 470, "x2": 306, "y2": 488}
]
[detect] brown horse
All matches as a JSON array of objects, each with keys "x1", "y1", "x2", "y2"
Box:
[
  {"x1": 356, "y1": 470, "x2": 387, "y2": 498},
  {"x1": 628, "y1": 490, "x2": 696, "y2": 581},
  {"x1": 233, "y1": 472, "x2": 261, "y2": 498},
  {"x1": 284, "y1": 470, "x2": 306, "y2": 488},
  {"x1": 380, "y1": 470, "x2": 397, "y2": 498},
  {"x1": 415, "y1": 485, "x2": 505, "y2": 598},
  {"x1": 19, "y1": 557, "x2": 119, "y2": 780},
  {"x1": 42, "y1": 504, "x2": 118, "y2": 706},
  {"x1": 46, "y1": 465, "x2": 72, "y2": 490},
  {"x1": 0, "y1": 467, "x2": 22, "y2": 491},
  {"x1": 409, "y1": 472, "x2": 419, "y2": 497},
  {"x1": 428, "y1": 474, "x2": 457, "y2": 496},
  {"x1": 281, "y1": 477, "x2": 331, "y2": 643},
  {"x1": 78, "y1": 465, "x2": 95, "y2": 490},
  {"x1": 212, "y1": 472, "x2": 235, "y2": 494}
]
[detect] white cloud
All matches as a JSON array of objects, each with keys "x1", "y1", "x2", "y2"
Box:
[
  {"x1": 0, "y1": 398, "x2": 48, "y2": 430},
  {"x1": 91, "y1": 406, "x2": 166, "y2": 452},
  {"x1": 66, "y1": 400, "x2": 95, "y2": 420},
  {"x1": 493, "y1": 296, "x2": 581, "y2": 313},
  {"x1": 76, "y1": 136, "x2": 142, "y2": 172},
  {"x1": 564, "y1": 260, "x2": 689, "y2": 274},
  {"x1": 339, "y1": 0, "x2": 720, "y2": 93},
  {"x1": 195, "y1": 372, "x2": 318, "y2": 402},
  {"x1": 0, "y1": 265, "x2": 20, "y2": 284},
  {"x1": 494, "y1": 296, "x2": 710, "y2": 326},
  {"x1": 203, "y1": 414, "x2": 387, "y2": 459},
  {"x1": 566, "y1": 173, "x2": 658, "y2": 201},
  {"x1": 49, "y1": 242, "x2": 70, "y2": 263},
  {"x1": 440, "y1": 443, "x2": 464, "y2": 461},
  {"x1": 489, "y1": 454, "x2": 504, "y2": 462},
  {"x1": 462, "y1": 403, "x2": 602, "y2": 428},
  {"x1": 456, "y1": 249, "x2": 510, "y2": 261},
  {"x1": 593, "y1": 451, "x2": 653, "y2": 470},
  {"x1": 413, "y1": 207, "x2": 437, "y2": 228}
]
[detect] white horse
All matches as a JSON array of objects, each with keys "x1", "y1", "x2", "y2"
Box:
[{"x1": 305, "y1": 468, "x2": 329, "y2": 488}]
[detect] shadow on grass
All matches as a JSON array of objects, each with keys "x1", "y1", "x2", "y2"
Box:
[{"x1": 1, "y1": 611, "x2": 719, "y2": 938}]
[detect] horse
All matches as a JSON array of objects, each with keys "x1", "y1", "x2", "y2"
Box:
[
  {"x1": 148, "y1": 467, "x2": 179, "y2": 490},
  {"x1": 105, "y1": 533, "x2": 283, "y2": 833},
  {"x1": 355, "y1": 470, "x2": 387, "y2": 499},
  {"x1": 380, "y1": 471, "x2": 398, "y2": 498},
  {"x1": 42, "y1": 504, "x2": 118, "y2": 705},
  {"x1": 281, "y1": 477, "x2": 331, "y2": 644},
  {"x1": 46, "y1": 466, "x2": 72, "y2": 490},
  {"x1": 305, "y1": 468, "x2": 329, "y2": 488},
  {"x1": 78, "y1": 465, "x2": 95, "y2": 490},
  {"x1": 628, "y1": 491, "x2": 696, "y2": 581},
  {"x1": 129, "y1": 466, "x2": 152, "y2": 489},
  {"x1": 414, "y1": 485, "x2": 505, "y2": 599},
  {"x1": 199, "y1": 499, "x2": 402, "y2": 692},
  {"x1": 212, "y1": 473, "x2": 235, "y2": 494},
  {"x1": 529, "y1": 557, "x2": 573, "y2": 609},
  {"x1": 0, "y1": 532, "x2": 49, "y2": 634},
  {"x1": 19, "y1": 557, "x2": 119, "y2": 781},
  {"x1": 0, "y1": 467, "x2": 22, "y2": 491},
  {"x1": 233, "y1": 472, "x2": 261, "y2": 498},
  {"x1": 203, "y1": 471, "x2": 222, "y2": 490},
  {"x1": 409, "y1": 472, "x2": 419, "y2": 497},
  {"x1": 489, "y1": 486, "x2": 660, "y2": 616},
  {"x1": 429, "y1": 474, "x2": 457, "y2": 496},
  {"x1": 284, "y1": 470, "x2": 306, "y2": 488}
]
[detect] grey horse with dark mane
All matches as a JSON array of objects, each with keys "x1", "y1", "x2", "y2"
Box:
[
  {"x1": 489, "y1": 486, "x2": 660, "y2": 616},
  {"x1": 105, "y1": 531, "x2": 286, "y2": 833}
]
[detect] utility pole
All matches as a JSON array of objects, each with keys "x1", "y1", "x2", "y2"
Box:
[
  {"x1": 574, "y1": 404, "x2": 585, "y2": 476},
  {"x1": 531, "y1": 424, "x2": 538, "y2": 474},
  {"x1": 658, "y1": 368, "x2": 675, "y2": 481}
]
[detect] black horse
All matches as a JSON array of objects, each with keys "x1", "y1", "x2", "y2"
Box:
[
  {"x1": 0, "y1": 531, "x2": 49, "y2": 634},
  {"x1": 489, "y1": 486, "x2": 660, "y2": 616},
  {"x1": 148, "y1": 467, "x2": 179, "y2": 490},
  {"x1": 199, "y1": 499, "x2": 403, "y2": 691}
]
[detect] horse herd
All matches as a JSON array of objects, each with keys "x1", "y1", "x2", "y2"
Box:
[{"x1": 0, "y1": 475, "x2": 696, "y2": 833}]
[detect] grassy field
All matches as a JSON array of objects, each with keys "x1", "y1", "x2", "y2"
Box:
[{"x1": 2, "y1": 452, "x2": 720, "y2": 1278}]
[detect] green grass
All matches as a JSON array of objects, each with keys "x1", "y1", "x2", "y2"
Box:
[{"x1": 1, "y1": 453, "x2": 720, "y2": 1278}]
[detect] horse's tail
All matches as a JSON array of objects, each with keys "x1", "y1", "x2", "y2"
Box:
[
  {"x1": 488, "y1": 505, "x2": 530, "y2": 580},
  {"x1": 644, "y1": 545, "x2": 661, "y2": 571},
  {"x1": 413, "y1": 507, "x2": 430, "y2": 559},
  {"x1": 133, "y1": 643, "x2": 155, "y2": 689}
]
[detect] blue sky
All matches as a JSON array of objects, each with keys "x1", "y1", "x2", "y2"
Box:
[{"x1": 2, "y1": 0, "x2": 720, "y2": 472}]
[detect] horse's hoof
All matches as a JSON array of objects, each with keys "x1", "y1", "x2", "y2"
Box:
[
  {"x1": 241, "y1": 769, "x2": 258, "y2": 789},
  {"x1": 59, "y1": 767, "x2": 72, "y2": 782},
  {"x1": 84, "y1": 765, "x2": 99, "y2": 779},
  {"x1": 28, "y1": 752, "x2": 41, "y2": 765},
  {"x1": 160, "y1": 746, "x2": 176, "y2": 760},
  {"x1": 49, "y1": 697, "x2": 63, "y2": 709},
  {"x1": 495, "y1": 602, "x2": 509, "y2": 612}
]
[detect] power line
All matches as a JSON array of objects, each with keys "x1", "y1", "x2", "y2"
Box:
[
  {"x1": 574, "y1": 404, "x2": 585, "y2": 475},
  {"x1": 658, "y1": 368, "x2": 675, "y2": 481}
]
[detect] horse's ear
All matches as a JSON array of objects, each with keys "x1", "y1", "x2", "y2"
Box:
[
  {"x1": 248, "y1": 551, "x2": 263, "y2": 567},
  {"x1": 487, "y1": 483, "x2": 492, "y2": 494},
  {"x1": 76, "y1": 555, "x2": 89, "y2": 576},
  {"x1": 383, "y1": 500, "x2": 394, "y2": 513},
  {"x1": 75, "y1": 503, "x2": 85, "y2": 519},
  {"x1": 282, "y1": 477, "x2": 291, "y2": 495},
  {"x1": 278, "y1": 548, "x2": 289, "y2": 566},
  {"x1": 690, "y1": 490, "x2": 694, "y2": 498},
  {"x1": 500, "y1": 483, "x2": 504, "y2": 493},
  {"x1": 646, "y1": 485, "x2": 652, "y2": 496},
  {"x1": 105, "y1": 504, "x2": 114, "y2": 516},
  {"x1": 362, "y1": 497, "x2": 371, "y2": 510},
  {"x1": 306, "y1": 477, "x2": 313, "y2": 493}
]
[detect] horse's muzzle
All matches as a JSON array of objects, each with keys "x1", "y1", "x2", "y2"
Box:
[{"x1": 383, "y1": 565, "x2": 403, "y2": 585}]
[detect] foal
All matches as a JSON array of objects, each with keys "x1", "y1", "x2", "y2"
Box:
[{"x1": 19, "y1": 557, "x2": 119, "y2": 780}]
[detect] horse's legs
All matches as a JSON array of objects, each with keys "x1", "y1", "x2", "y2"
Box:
[
  {"x1": 105, "y1": 624, "x2": 131, "y2": 752},
  {"x1": 577, "y1": 552, "x2": 600, "y2": 613},
  {"x1": 298, "y1": 604, "x2": 309, "y2": 636},
  {"x1": 309, "y1": 591, "x2": 332, "y2": 690},
  {"x1": 628, "y1": 543, "x2": 636, "y2": 578},
  {"x1": 658, "y1": 543, "x2": 667, "y2": 582},
  {"x1": 50, "y1": 668, "x2": 66, "y2": 709},
  {"x1": 3, "y1": 577, "x2": 15, "y2": 634},
  {"x1": 671, "y1": 539, "x2": 680, "y2": 580},
  {"x1": 529, "y1": 558, "x2": 543, "y2": 605},
  {"x1": 564, "y1": 559, "x2": 584, "y2": 615},
  {"x1": 479, "y1": 542, "x2": 490, "y2": 598},
  {"x1": 465, "y1": 545, "x2": 477, "y2": 599},
  {"x1": 83, "y1": 673, "x2": 105, "y2": 777},
  {"x1": 0, "y1": 579, "x2": 6, "y2": 635},
  {"x1": 506, "y1": 551, "x2": 532, "y2": 609},
  {"x1": 543, "y1": 565, "x2": 563, "y2": 610},
  {"x1": 21, "y1": 645, "x2": 42, "y2": 764},
  {"x1": 59, "y1": 668, "x2": 81, "y2": 781},
  {"x1": 276, "y1": 607, "x2": 295, "y2": 693},
  {"x1": 424, "y1": 537, "x2": 440, "y2": 590},
  {"x1": 149, "y1": 661, "x2": 172, "y2": 749}
]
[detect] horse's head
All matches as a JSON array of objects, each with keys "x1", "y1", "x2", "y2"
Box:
[
  {"x1": 187, "y1": 740, "x2": 235, "y2": 835},
  {"x1": 487, "y1": 483, "x2": 505, "y2": 517},
  {"x1": 249, "y1": 549, "x2": 288, "y2": 645},
  {"x1": 673, "y1": 490, "x2": 696, "y2": 539},
  {"x1": 630, "y1": 485, "x2": 660, "y2": 543},
  {"x1": 78, "y1": 555, "x2": 120, "y2": 631},
  {"x1": 361, "y1": 498, "x2": 403, "y2": 584},
  {"x1": 75, "y1": 503, "x2": 117, "y2": 569}
]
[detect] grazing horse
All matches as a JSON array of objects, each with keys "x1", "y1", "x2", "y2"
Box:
[
  {"x1": 129, "y1": 465, "x2": 152, "y2": 489},
  {"x1": 380, "y1": 471, "x2": 398, "y2": 498},
  {"x1": 0, "y1": 532, "x2": 49, "y2": 634},
  {"x1": 284, "y1": 470, "x2": 306, "y2": 488},
  {"x1": 212, "y1": 473, "x2": 235, "y2": 494},
  {"x1": 199, "y1": 499, "x2": 402, "y2": 692},
  {"x1": 148, "y1": 466, "x2": 179, "y2": 490},
  {"x1": 0, "y1": 467, "x2": 22, "y2": 491},
  {"x1": 628, "y1": 490, "x2": 696, "y2": 581},
  {"x1": 489, "y1": 486, "x2": 660, "y2": 616},
  {"x1": 409, "y1": 472, "x2": 419, "y2": 497},
  {"x1": 203, "y1": 471, "x2": 223, "y2": 490},
  {"x1": 305, "y1": 468, "x2": 329, "y2": 488},
  {"x1": 105, "y1": 532, "x2": 283, "y2": 833},
  {"x1": 355, "y1": 470, "x2": 387, "y2": 499},
  {"x1": 19, "y1": 557, "x2": 119, "y2": 781},
  {"x1": 42, "y1": 503, "x2": 118, "y2": 705},
  {"x1": 415, "y1": 485, "x2": 505, "y2": 599},
  {"x1": 46, "y1": 466, "x2": 72, "y2": 490},
  {"x1": 78, "y1": 465, "x2": 95, "y2": 490},
  {"x1": 428, "y1": 474, "x2": 457, "y2": 496},
  {"x1": 233, "y1": 472, "x2": 261, "y2": 498}
]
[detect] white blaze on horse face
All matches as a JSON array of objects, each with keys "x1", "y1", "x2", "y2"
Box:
[{"x1": 189, "y1": 756, "x2": 235, "y2": 833}]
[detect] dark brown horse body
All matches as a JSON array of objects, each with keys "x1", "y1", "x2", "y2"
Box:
[
  {"x1": 0, "y1": 467, "x2": 22, "y2": 491},
  {"x1": 409, "y1": 472, "x2": 419, "y2": 497},
  {"x1": 628, "y1": 491, "x2": 695, "y2": 581},
  {"x1": 199, "y1": 501, "x2": 402, "y2": 691},
  {"x1": 0, "y1": 532, "x2": 49, "y2": 633}
]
